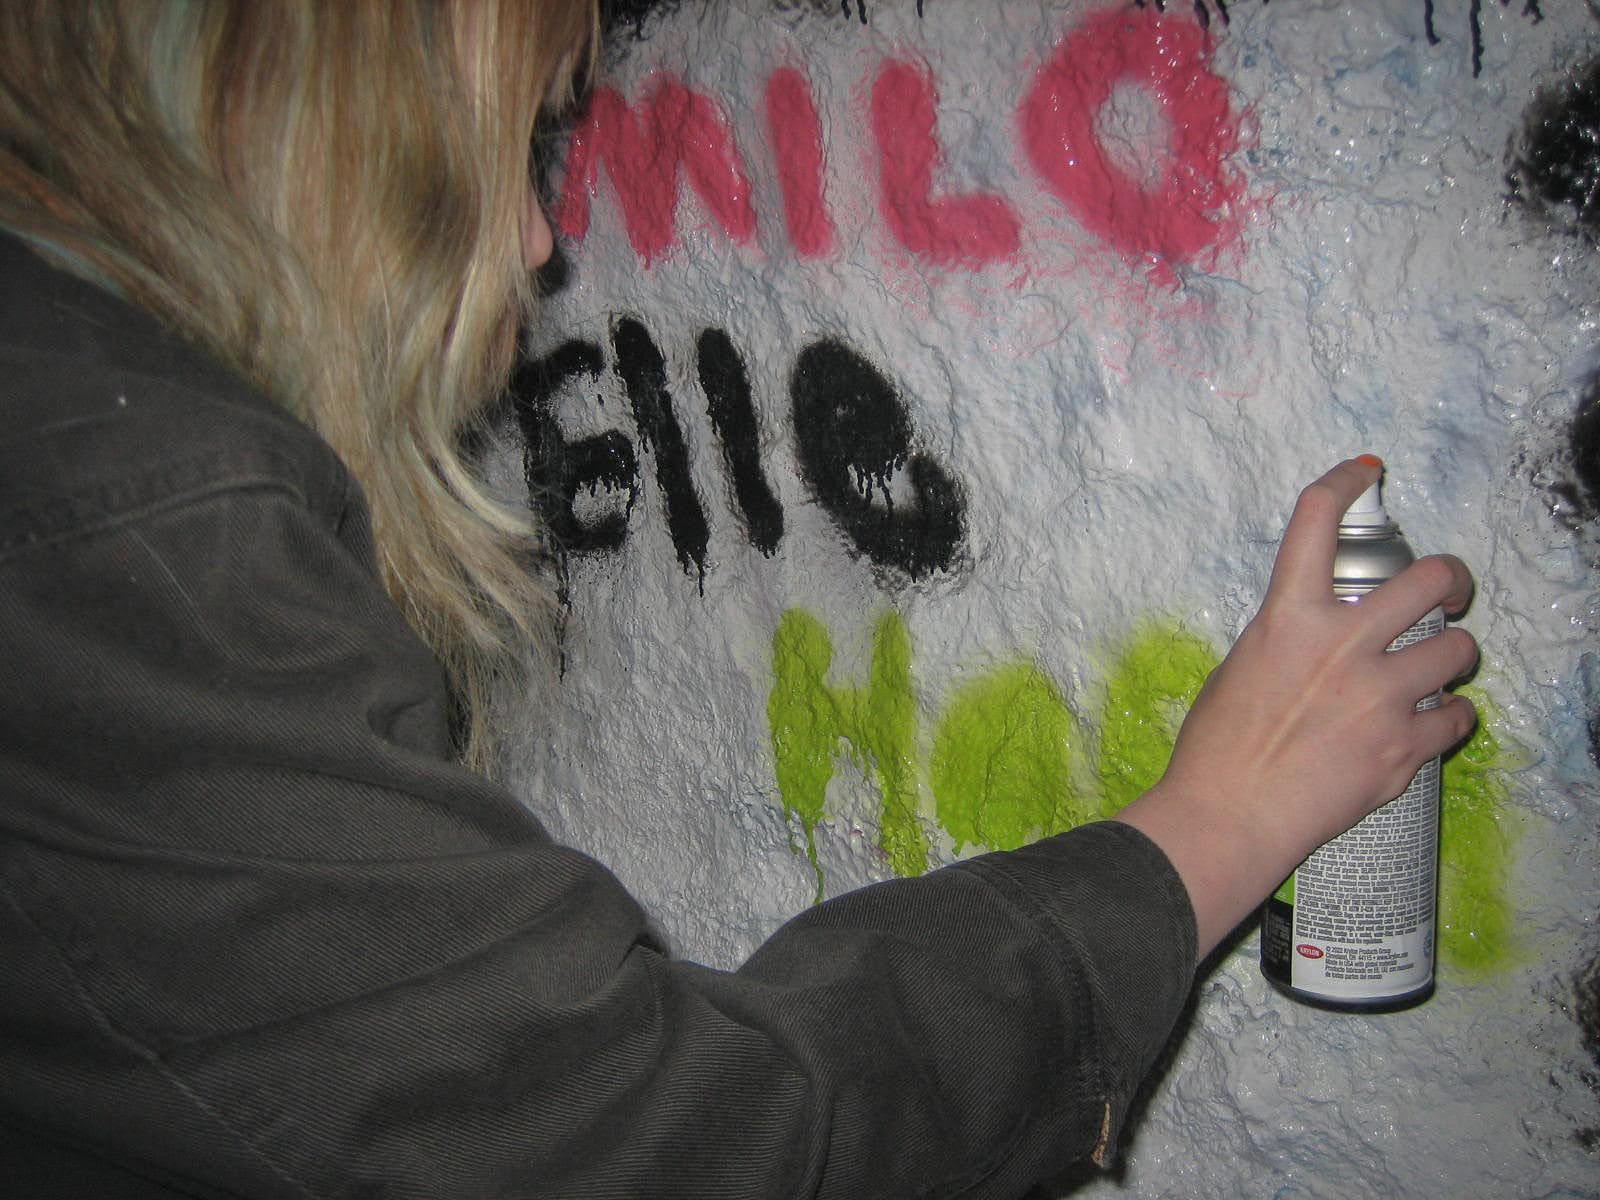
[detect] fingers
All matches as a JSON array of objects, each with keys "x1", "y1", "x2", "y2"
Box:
[
  {"x1": 1363, "y1": 694, "x2": 1477, "y2": 809},
  {"x1": 1267, "y1": 457, "x2": 1385, "y2": 606},
  {"x1": 1357, "y1": 555, "x2": 1475, "y2": 641},
  {"x1": 1385, "y1": 625, "x2": 1480, "y2": 699},
  {"x1": 1409, "y1": 692, "x2": 1478, "y2": 762}
]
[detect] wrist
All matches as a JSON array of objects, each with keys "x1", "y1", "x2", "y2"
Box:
[{"x1": 1113, "y1": 776, "x2": 1300, "y2": 958}]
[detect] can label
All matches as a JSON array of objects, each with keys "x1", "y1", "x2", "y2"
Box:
[{"x1": 1263, "y1": 607, "x2": 1444, "y2": 1005}]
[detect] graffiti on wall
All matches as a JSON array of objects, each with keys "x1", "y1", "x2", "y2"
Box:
[
  {"x1": 497, "y1": 4, "x2": 1590, "y2": 1060},
  {"x1": 1513, "y1": 51, "x2": 1600, "y2": 555},
  {"x1": 514, "y1": 1, "x2": 1535, "y2": 981},
  {"x1": 508, "y1": 0, "x2": 1600, "y2": 1171},
  {"x1": 1506, "y1": 45, "x2": 1600, "y2": 1128},
  {"x1": 510, "y1": 328, "x2": 967, "y2": 592},
  {"x1": 769, "y1": 607, "x2": 1520, "y2": 974},
  {"x1": 558, "y1": 7, "x2": 1246, "y2": 285}
]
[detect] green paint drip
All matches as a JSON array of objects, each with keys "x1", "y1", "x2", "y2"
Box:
[
  {"x1": 768, "y1": 610, "x2": 837, "y2": 893},
  {"x1": 1438, "y1": 686, "x2": 1521, "y2": 976},
  {"x1": 768, "y1": 609, "x2": 927, "y2": 898},
  {"x1": 859, "y1": 612, "x2": 925, "y2": 879},
  {"x1": 931, "y1": 662, "x2": 1092, "y2": 852},
  {"x1": 1094, "y1": 624, "x2": 1220, "y2": 818}
]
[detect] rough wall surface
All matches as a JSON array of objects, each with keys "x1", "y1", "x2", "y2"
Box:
[{"x1": 493, "y1": 2, "x2": 1600, "y2": 1194}]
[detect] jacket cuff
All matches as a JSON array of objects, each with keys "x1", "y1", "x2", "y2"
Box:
[{"x1": 955, "y1": 820, "x2": 1198, "y2": 1162}]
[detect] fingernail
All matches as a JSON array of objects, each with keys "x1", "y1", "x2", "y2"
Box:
[{"x1": 1356, "y1": 453, "x2": 1384, "y2": 470}]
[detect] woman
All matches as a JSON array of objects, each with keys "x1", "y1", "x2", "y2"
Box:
[{"x1": 0, "y1": 3, "x2": 1477, "y2": 1196}]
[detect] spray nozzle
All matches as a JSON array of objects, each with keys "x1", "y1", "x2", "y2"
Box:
[{"x1": 1341, "y1": 477, "x2": 1390, "y2": 529}]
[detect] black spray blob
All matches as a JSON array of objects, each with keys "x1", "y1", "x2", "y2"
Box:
[
  {"x1": 1509, "y1": 53, "x2": 1600, "y2": 239},
  {"x1": 1510, "y1": 56, "x2": 1600, "y2": 538},
  {"x1": 1542, "y1": 379, "x2": 1600, "y2": 533},
  {"x1": 602, "y1": 0, "x2": 685, "y2": 40}
]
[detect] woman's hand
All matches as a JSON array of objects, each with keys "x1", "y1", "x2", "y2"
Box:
[{"x1": 1115, "y1": 457, "x2": 1479, "y2": 957}]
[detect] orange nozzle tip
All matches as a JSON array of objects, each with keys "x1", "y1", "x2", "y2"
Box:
[{"x1": 1355, "y1": 453, "x2": 1384, "y2": 470}]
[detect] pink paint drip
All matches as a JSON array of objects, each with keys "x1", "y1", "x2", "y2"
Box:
[
  {"x1": 1018, "y1": 6, "x2": 1245, "y2": 286},
  {"x1": 557, "y1": 78, "x2": 757, "y2": 265},
  {"x1": 764, "y1": 67, "x2": 835, "y2": 259},
  {"x1": 871, "y1": 59, "x2": 1021, "y2": 269}
]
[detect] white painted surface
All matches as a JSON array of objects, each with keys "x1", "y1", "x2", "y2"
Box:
[{"x1": 495, "y1": 3, "x2": 1600, "y2": 1194}]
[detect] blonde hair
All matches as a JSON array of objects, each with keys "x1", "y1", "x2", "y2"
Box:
[{"x1": 0, "y1": 1, "x2": 598, "y2": 769}]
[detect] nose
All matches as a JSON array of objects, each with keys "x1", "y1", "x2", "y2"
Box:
[{"x1": 524, "y1": 196, "x2": 554, "y2": 270}]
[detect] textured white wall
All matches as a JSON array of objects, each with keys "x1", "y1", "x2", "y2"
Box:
[{"x1": 493, "y1": 2, "x2": 1600, "y2": 1194}]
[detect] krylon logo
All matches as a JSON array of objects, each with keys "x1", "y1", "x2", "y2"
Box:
[{"x1": 1296, "y1": 944, "x2": 1326, "y2": 960}]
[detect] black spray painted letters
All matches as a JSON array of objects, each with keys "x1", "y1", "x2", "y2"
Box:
[
  {"x1": 612, "y1": 317, "x2": 712, "y2": 584},
  {"x1": 791, "y1": 339, "x2": 966, "y2": 578},
  {"x1": 511, "y1": 338, "x2": 638, "y2": 562},
  {"x1": 511, "y1": 319, "x2": 967, "y2": 590},
  {"x1": 697, "y1": 327, "x2": 785, "y2": 556}
]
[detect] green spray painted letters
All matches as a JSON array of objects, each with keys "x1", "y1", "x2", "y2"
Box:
[
  {"x1": 768, "y1": 610, "x2": 924, "y2": 896},
  {"x1": 930, "y1": 662, "x2": 1090, "y2": 853},
  {"x1": 770, "y1": 612, "x2": 1215, "y2": 875},
  {"x1": 767, "y1": 608, "x2": 1520, "y2": 974}
]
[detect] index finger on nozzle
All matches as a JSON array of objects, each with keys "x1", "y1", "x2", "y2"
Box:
[{"x1": 1266, "y1": 456, "x2": 1385, "y2": 603}]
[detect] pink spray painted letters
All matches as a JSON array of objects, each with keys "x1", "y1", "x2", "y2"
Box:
[{"x1": 556, "y1": 6, "x2": 1245, "y2": 279}]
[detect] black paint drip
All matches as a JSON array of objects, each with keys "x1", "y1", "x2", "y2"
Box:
[
  {"x1": 696, "y1": 328, "x2": 785, "y2": 556},
  {"x1": 510, "y1": 339, "x2": 641, "y2": 607},
  {"x1": 1535, "y1": 374, "x2": 1600, "y2": 536},
  {"x1": 790, "y1": 339, "x2": 965, "y2": 579},
  {"x1": 612, "y1": 316, "x2": 711, "y2": 588},
  {"x1": 1575, "y1": 952, "x2": 1600, "y2": 1149},
  {"x1": 1573, "y1": 383, "x2": 1600, "y2": 519}
]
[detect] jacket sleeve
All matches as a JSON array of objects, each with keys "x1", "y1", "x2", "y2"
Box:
[{"x1": 0, "y1": 462, "x2": 1196, "y2": 1199}]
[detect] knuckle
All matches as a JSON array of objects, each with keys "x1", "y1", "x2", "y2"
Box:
[
  {"x1": 1409, "y1": 554, "x2": 1456, "y2": 595},
  {"x1": 1445, "y1": 627, "x2": 1479, "y2": 670},
  {"x1": 1377, "y1": 731, "x2": 1415, "y2": 774},
  {"x1": 1295, "y1": 481, "x2": 1340, "y2": 521}
]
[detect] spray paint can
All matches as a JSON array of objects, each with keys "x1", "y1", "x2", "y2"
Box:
[{"x1": 1260, "y1": 476, "x2": 1444, "y2": 1011}]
